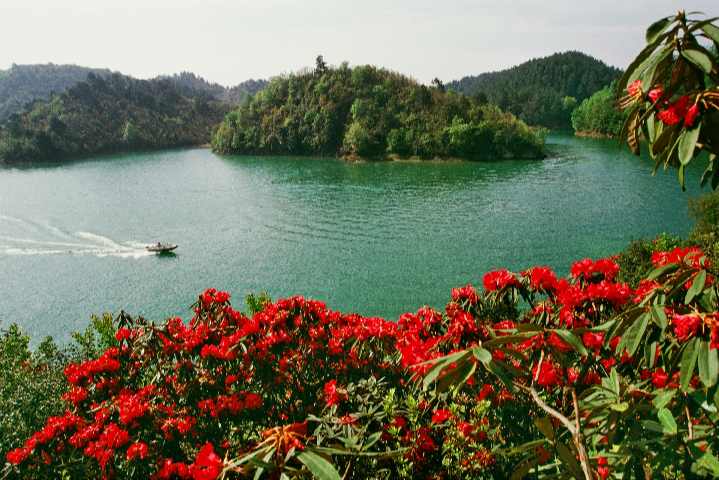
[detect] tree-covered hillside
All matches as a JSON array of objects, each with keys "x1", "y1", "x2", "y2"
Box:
[
  {"x1": 212, "y1": 61, "x2": 546, "y2": 161},
  {"x1": 0, "y1": 73, "x2": 231, "y2": 163},
  {"x1": 0, "y1": 64, "x2": 114, "y2": 123},
  {"x1": 446, "y1": 51, "x2": 623, "y2": 129},
  {"x1": 156, "y1": 72, "x2": 268, "y2": 105}
]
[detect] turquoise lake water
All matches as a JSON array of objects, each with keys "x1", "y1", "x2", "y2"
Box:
[{"x1": 0, "y1": 132, "x2": 708, "y2": 344}]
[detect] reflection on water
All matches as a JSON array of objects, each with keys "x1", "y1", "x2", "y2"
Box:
[{"x1": 0, "y1": 132, "x2": 707, "y2": 344}]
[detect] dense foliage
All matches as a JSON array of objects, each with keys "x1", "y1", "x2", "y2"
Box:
[
  {"x1": 617, "y1": 12, "x2": 719, "y2": 190},
  {"x1": 5, "y1": 247, "x2": 719, "y2": 480},
  {"x1": 156, "y1": 72, "x2": 268, "y2": 105},
  {"x1": 0, "y1": 73, "x2": 231, "y2": 163},
  {"x1": 212, "y1": 62, "x2": 546, "y2": 161},
  {"x1": 446, "y1": 52, "x2": 623, "y2": 129},
  {"x1": 571, "y1": 81, "x2": 629, "y2": 137},
  {"x1": 0, "y1": 64, "x2": 114, "y2": 123}
]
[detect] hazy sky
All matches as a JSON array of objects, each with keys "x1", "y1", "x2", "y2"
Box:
[{"x1": 1, "y1": 0, "x2": 716, "y2": 86}]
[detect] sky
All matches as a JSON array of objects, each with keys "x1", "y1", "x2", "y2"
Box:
[{"x1": 0, "y1": 0, "x2": 716, "y2": 87}]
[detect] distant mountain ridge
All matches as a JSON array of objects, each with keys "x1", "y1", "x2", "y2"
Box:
[
  {"x1": 154, "y1": 72, "x2": 269, "y2": 105},
  {"x1": 0, "y1": 64, "x2": 115, "y2": 123},
  {"x1": 0, "y1": 72, "x2": 231, "y2": 163},
  {"x1": 446, "y1": 51, "x2": 623, "y2": 128},
  {"x1": 0, "y1": 64, "x2": 269, "y2": 124}
]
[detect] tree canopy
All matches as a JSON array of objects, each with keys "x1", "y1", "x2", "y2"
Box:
[{"x1": 212, "y1": 62, "x2": 546, "y2": 161}]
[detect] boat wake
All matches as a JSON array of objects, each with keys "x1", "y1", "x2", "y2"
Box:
[{"x1": 0, "y1": 216, "x2": 156, "y2": 258}]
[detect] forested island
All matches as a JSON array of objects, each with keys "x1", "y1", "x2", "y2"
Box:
[
  {"x1": 212, "y1": 60, "x2": 546, "y2": 161},
  {"x1": 0, "y1": 73, "x2": 231, "y2": 163},
  {"x1": 447, "y1": 51, "x2": 622, "y2": 129}
]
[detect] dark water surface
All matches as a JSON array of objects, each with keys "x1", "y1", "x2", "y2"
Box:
[{"x1": 0, "y1": 132, "x2": 706, "y2": 344}]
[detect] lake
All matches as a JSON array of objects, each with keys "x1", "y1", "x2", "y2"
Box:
[{"x1": 0, "y1": 132, "x2": 707, "y2": 344}]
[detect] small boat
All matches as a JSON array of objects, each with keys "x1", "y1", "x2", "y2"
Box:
[{"x1": 146, "y1": 243, "x2": 178, "y2": 253}]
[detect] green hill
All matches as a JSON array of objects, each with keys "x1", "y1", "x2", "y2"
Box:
[
  {"x1": 155, "y1": 72, "x2": 269, "y2": 105},
  {"x1": 446, "y1": 51, "x2": 623, "y2": 129},
  {"x1": 212, "y1": 61, "x2": 546, "y2": 161},
  {"x1": 0, "y1": 64, "x2": 114, "y2": 123},
  {"x1": 0, "y1": 73, "x2": 231, "y2": 163}
]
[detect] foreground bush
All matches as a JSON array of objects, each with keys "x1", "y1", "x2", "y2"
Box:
[{"x1": 4, "y1": 246, "x2": 719, "y2": 479}]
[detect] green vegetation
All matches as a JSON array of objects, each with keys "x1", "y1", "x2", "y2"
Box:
[
  {"x1": 571, "y1": 80, "x2": 629, "y2": 137},
  {"x1": 0, "y1": 314, "x2": 117, "y2": 464},
  {"x1": 156, "y1": 72, "x2": 268, "y2": 105},
  {"x1": 212, "y1": 62, "x2": 546, "y2": 161},
  {"x1": 0, "y1": 73, "x2": 231, "y2": 163},
  {"x1": 447, "y1": 51, "x2": 623, "y2": 129},
  {"x1": 0, "y1": 63, "x2": 114, "y2": 123}
]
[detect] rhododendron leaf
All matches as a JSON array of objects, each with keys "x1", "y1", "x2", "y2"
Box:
[
  {"x1": 611, "y1": 402, "x2": 630, "y2": 412},
  {"x1": 420, "y1": 350, "x2": 472, "y2": 391},
  {"x1": 472, "y1": 346, "x2": 493, "y2": 364},
  {"x1": 516, "y1": 324, "x2": 544, "y2": 332},
  {"x1": 688, "y1": 443, "x2": 719, "y2": 476},
  {"x1": 681, "y1": 338, "x2": 699, "y2": 392},
  {"x1": 646, "y1": 17, "x2": 671, "y2": 44},
  {"x1": 534, "y1": 417, "x2": 555, "y2": 440},
  {"x1": 618, "y1": 41, "x2": 671, "y2": 96},
  {"x1": 625, "y1": 313, "x2": 650, "y2": 357},
  {"x1": 685, "y1": 269, "x2": 707, "y2": 304},
  {"x1": 650, "y1": 304, "x2": 668, "y2": 329},
  {"x1": 436, "y1": 362, "x2": 467, "y2": 394},
  {"x1": 483, "y1": 334, "x2": 530, "y2": 348},
  {"x1": 488, "y1": 362, "x2": 515, "y2": 394},
  {"x1": 651, "y1": 122, "x2": 681, "y2": 159},
  {"x1": 510, "y1": 454, "x2": 542, "y2": 480},
  {"x1": 297, "y1": 451, "x2": 342, "y2": 480},
  {"x1": 698, "y1": 339, "x2": 718, "y2": 388},
  {"x1": 689, "y1": 390, "x2": 718, "y2": 413},
  {"x1": 362, "y1": 431, "x2": 383, "y2": 451},
  {"x1": 679, "y1": 123, "x2": 701, "y2": 166},
  {"x1": 681, "y1": 46, "x2": 715, "y2": 74},
  {"x1": 552, "y1": 330, "x2": 588, "y2": 357},
  {"x1": 701, "y1": 23, "x2": 719, "y2": 43},
  {"x1": 619, "y1": 104, "x2": 639, "y2": 151},
  {"x1": 652, "y1": 388, "x2": 676, "y2": 410},
  {"x1": 555, "y1": 441, "x2": 583, "y2": 478},
  {"x1": 645, "y1": 340, "x2": 658, "y2": 367},
  {"x1": 248, "y1": 457, "x2": 277, "y2": 470},
  {"x1": 658, "y1": 408, "x2": 677, "y2": 435},
  {"x1": 452, "y1": 361, "x2": 477, "y2": 398}
]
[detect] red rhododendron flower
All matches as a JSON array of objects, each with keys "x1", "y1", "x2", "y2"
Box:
[
  {"x1": 658, "y1": 95, "x2": 690, "y2": 125},
  {"x1": 685, "y1": 104, "x2": 700, "y2": 127},
  {"x1": 192, "y1": 443, "x2": 222, "y2": 480},
  {"x1": 597, "y1": 457, "x2": 610, "y2": 480},
  {"x1": 324, "y1": 380, "x2": 347, "y2": 406},
  {"x1": 530, "y1": 267, "x2": 558, "y2": 291},
  {"x1": 126, "y1": 442, "x2": 148, "y2": 460},
  {"x1": 648, "y1": 87, "x2": 664, "y2": 104},
  {"x1": 452, "y1": 284, "x2": 478, "y2": 303},
  {"x1": 483, "y1": 270, "x2": 518, "y2": 291},
  {"x1": 244, "y1": 393, "x2": 262, "y2": 410},
  {"x1": 431, "y1": 409, "x2": 453, "y2": 424},
  {"x1": 673, "y1": 313, "x2": 702, "y2": 341},
  {"x1": 115, "y1": 328, "x2": 131, "y2": 341}
]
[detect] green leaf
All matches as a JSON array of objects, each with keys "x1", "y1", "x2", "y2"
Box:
[
  {"x1": 552, "y1": 329, "x2": 589, "y2": 357},
  {"x1": 652, "y1": 388, "x2": 676, "y2": 410},
  {"x1": 297, "y1": 451, "x2": 342, "y2": 480},
  {"x1": 646, "y1": 17, "x2": 671, "y2": 43},
  {"x1": 701, "y1": 23, "x2": 719, "y2": 44},
  {"x1": 686, "y1": 269, "x2": 707, "y2": 304},
  {"x1": 647, "y1": 262, "x2": 680, "y2": 280},
  {"x1": 472, "y1": 346, "x2": 493, "y2": 364},
  {"x1": 650, "y1": 304, "x2": 668, "y2": 329},
  {"x1": 657, "y1": 408, "x2": 677, "y2": 434},
  {"x1": 681, "y1": 338, "x2": 699, "y2": 392},
  {"x1": 534, "y1": 417, "x2": 555, "y2": 440},
  {"x1": 617, "y1": 41, "x2": 671, "y2": 95},
  {"x1": 698, "y1": 339, "x2": 719, "y2": 388},
  {"x1": 363, "y1": 431, "x2": 383, "y2": 451},
  {"x1": 625, "y1": 313, "x2": 650, "y2": 357},
  {"x1": 682, "y1": 46, "x2": 715, "y2": 74},
  {"x1": 452, "y1": 361, "x2": 477, "y2": 398},
  {"x1": 688, "y1": 443, "x2": 719, "y2": 476},
  {"x1": 679, "y1": 123, "x2": 701, "y2": 166},
  {"x1": 555, "y1": 441, "x2": 583, "y2": 478},
  {"x1": 510, "y1": 454, "x2": 542, "y2": 480},
  {"x1": 488, "y1": 362, "x2": 515, "y2": 394}
]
